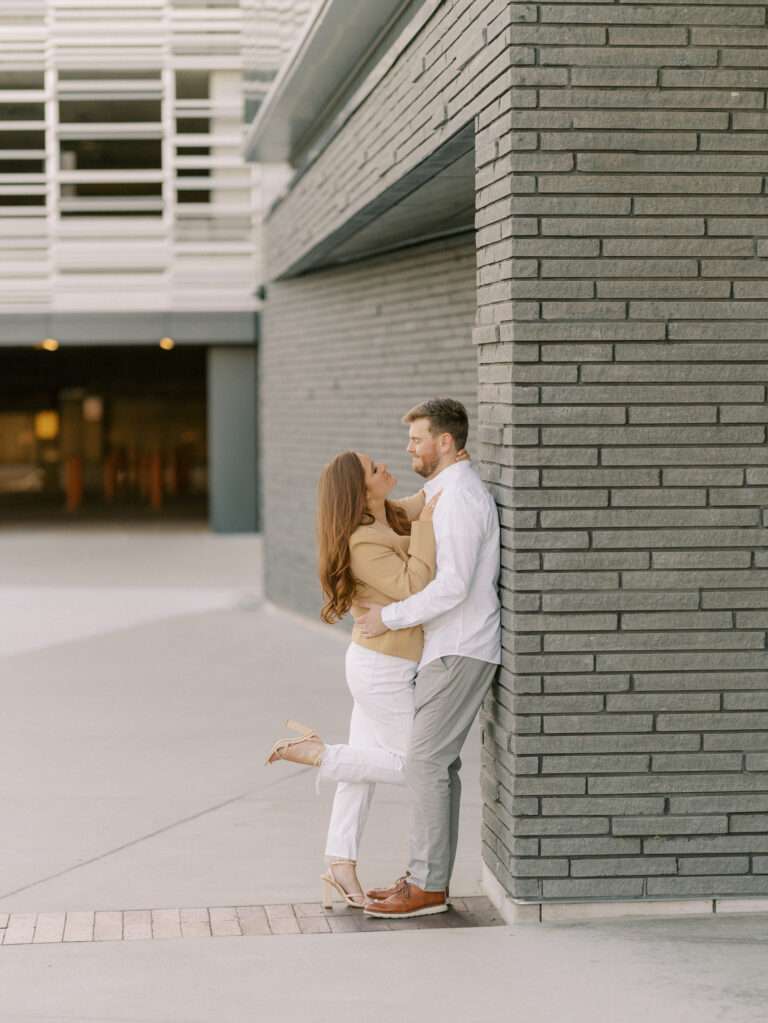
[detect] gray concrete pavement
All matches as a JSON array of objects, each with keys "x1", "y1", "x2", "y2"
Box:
[
  {"x1": 1, "y1": 526, "x2": 766, "y2": 1023},
  {"x1": 0, "y1": 526, "x2": 484, "y2": 913},
  {"x1": 1, "y1": 913, "x2": 767, "y2": 1023}
]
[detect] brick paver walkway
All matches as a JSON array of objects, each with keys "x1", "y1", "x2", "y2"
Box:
[{"x1": 0, "y1": 897, "x2": 502, "y2": 945}]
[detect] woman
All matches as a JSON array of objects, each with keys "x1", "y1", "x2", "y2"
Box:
[{"x1": 265, "y1": 450, "x2": 440, "y2": 908}]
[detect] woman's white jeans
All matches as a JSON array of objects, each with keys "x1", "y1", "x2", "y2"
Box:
[{"x1": 322, "y1": 642, "x2": 417, "y2": 861}]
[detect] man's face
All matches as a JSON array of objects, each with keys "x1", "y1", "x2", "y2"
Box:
[{"x1": 407, "y1": 418, "x2": 441, "y2": 479}]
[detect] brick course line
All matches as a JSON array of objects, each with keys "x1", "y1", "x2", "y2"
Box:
[{"x1": 0, "y1": 899, "x2": 502, "y2": 946}]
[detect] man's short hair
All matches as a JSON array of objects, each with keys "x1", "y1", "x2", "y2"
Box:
[{"x1": 403, "y1": 397, "x2": 469, "y2": 450}]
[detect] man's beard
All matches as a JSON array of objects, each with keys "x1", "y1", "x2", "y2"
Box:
[{"x1": 413, "y1": 453, "x2": 440, "y2": 479}]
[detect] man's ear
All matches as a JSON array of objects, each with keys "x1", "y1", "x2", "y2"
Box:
[{"x1": 439, "y1": 432, "x2": 456, "y2": 456}]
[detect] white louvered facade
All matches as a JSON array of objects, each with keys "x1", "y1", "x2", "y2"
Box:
[{"x1": 0, "y1": 0, "x2": 313, "y2": 319}]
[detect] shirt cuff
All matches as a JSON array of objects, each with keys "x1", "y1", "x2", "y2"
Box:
[{"x1": 381, "y1": 602, "x2": 403, "y2": 630}]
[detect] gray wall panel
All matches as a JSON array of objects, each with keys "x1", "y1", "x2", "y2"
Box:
[{"x1": 208, "y1": 347, "x2": 259, "y2": 533}]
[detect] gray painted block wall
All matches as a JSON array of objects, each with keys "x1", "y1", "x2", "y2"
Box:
[
  {"x1": 261, "y1": 237, "x2": 478, "y2": 619},
  {"x1": 477, "y1": 1, "x2": 768, "y2": 901}
]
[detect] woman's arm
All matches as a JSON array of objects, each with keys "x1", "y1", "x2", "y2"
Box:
[
  {"x1": 350, "y1": 523, "x2": 436, "y2": 603},
  {"x1": 390, "y1": 491, "x2": 426, "y2": 521}
]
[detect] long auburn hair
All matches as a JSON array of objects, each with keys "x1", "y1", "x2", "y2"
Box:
[{"x1": 317, "y1": 451, "x2": 411, "y2": 624}]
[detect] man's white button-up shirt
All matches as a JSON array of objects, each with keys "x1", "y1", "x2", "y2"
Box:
[{"x1": 381, "y1": 460, "x2": 501, "y2": 669}]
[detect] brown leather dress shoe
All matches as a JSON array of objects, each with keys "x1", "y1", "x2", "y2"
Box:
[
  {"x1": 364, "y1": 880, "x2": 448, "y2": 919},
  {"x1": 366, "y1": 872, "x2": 410, "y2": 901},
  {"x1": 367, "y1": 872, "x2": 451, "y2": 904}
]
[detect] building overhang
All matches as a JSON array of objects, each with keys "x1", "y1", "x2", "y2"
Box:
[
  {"x1": 0, "y1": 312, "x2": 258, "y2": 347},
  {"x1": 274, "y1": 123, "x2": 475, "y2": 278},
  {"x1": 244, "y1": 0, "x2": 410, "y2": 163}
]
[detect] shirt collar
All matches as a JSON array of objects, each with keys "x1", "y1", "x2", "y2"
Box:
[{"x1": 423, "y1": 459, "x2": 471, "y2": 497}]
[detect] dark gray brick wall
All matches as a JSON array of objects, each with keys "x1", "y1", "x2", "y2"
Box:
[
  {"x1": 259, "y1": 0, "x2": 768, "y2": 905},
  {"x1": 261, "y1": 238, "x2": 477, "y2": 617},
  {"x1": 478, "y1": 0, "x2": 768, "y2": 902}
]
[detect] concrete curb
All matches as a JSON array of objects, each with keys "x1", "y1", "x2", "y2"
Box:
[{"x1": 482, "y1": 863, "x2": 768, "y2": 924}]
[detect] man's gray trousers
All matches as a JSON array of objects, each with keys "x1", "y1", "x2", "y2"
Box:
[{"x1": 405, "y1": 655, "x2": 498, "y2": 892}]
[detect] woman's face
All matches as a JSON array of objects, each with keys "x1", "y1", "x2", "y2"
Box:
[{"x1": 356, "y1": 453, "x2": 396, "y2": 504}]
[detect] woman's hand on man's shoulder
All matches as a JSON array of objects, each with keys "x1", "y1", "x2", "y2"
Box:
[{"x1": 418, "y1": 489, "x2": 442, "y2": 522}]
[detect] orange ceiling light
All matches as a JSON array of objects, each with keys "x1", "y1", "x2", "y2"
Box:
[{"x1": 34, "y1": 410, "x2": 60, "y2": 440}]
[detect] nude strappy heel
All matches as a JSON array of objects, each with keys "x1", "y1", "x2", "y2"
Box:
[
  {"x1": 321, "y1": 860, "x2": 365, "y2": 909},
  {"x1": 265, "y1": 720, "x2": 324, "y2": 766}
]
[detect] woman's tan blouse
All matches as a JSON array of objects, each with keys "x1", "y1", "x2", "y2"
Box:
[{"x1": 349, "y1": 495, "x2": 436, "y2": 663}]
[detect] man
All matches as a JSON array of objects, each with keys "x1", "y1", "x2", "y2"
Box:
[{"x1": 356, "y1": 397, "x2": 501, "y2": 918}]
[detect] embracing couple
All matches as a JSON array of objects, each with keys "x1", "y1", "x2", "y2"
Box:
[{"x1": 267, "y1": 398, "x2": 500, "y2": 919}]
